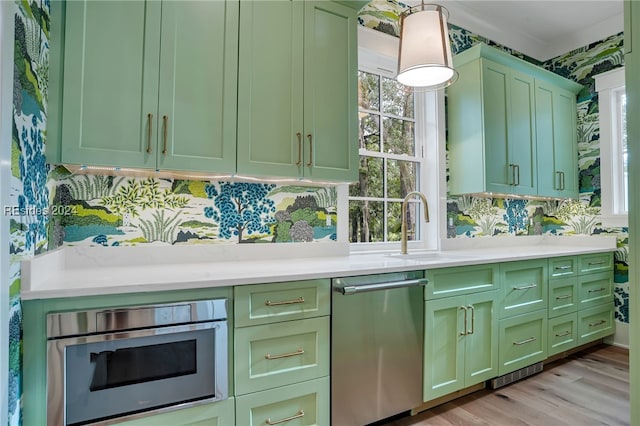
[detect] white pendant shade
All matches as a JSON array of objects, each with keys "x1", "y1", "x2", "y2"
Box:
[{"x1": 397, "y1": 4, "x2": 457, "y2": 89}]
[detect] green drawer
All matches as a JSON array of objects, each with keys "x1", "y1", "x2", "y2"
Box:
[
  {"x1": 578, "y1": 271, "x2": 614, "y2": 309},
  {"x1": 424, "y1": 264, "x2": 499, "y2": 300},
  {"x1": 499, "y1": 260, "x2": 548, "y2": 318},
  {"x1": 235, "y1": 280, "x2": 330, "y2": 327},
  {"x1": 549, "y1": 256, "x2": 577, "y2": 279},
  {"x1": 578, "y1": 253, "x2": 613, "y2": 274},
  {"x1": 498, "y1": 310, "x2": 547, "y2": 376},
  {"x1": 548, "y1": 313, "x2": 578, "y2": 356},
  {"x1": 578, "y1": 303, "x2": 615, "y2": 345},
  {"x1": 113, "y1": 398, "x2": 235, "y2": 426},
  {"x1": 235, "y1": 376, "x2": 329, "y2": 426},
  {"x1": 235, "y1": 317, "x2": 329, "y2": 395},
  {"x1": 548, "y1": 277, "x2": 578, "y2": 318}
]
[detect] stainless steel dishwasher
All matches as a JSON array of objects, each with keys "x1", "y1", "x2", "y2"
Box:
[{"x1": 331, "y1": 271, "x2": 427, "y2": 426}]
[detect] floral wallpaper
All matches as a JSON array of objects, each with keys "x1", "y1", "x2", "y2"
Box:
[
  {"x1": 360, "y1": 0, "x2": 629, "y2": 324},
  {"x1": 49, "y1": 168, "x2": 337, "y2": 247},
  {"x1": 9, "y1": 0, "x2": 51, "y2": 424}
]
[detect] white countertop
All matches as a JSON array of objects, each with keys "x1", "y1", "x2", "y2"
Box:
[{"x1": 21, "y1": 235, "x2": 618, "y2": 300}]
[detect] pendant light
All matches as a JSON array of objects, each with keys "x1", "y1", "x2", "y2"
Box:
[{"x1": 397, "y1": 2, "x2": 458, "y2": 90}]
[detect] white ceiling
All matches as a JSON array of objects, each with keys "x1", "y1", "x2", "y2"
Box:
[{"x1": 406, "y1": 0, "x2": 624, "y2": 61}]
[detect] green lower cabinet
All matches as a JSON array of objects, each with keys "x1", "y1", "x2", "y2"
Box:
[
  {"x1": 235, "y1": 376, "x2": 329, "y2": 426},
  {"x1": 423, "y1": 290, "x2": 499, "y2": 401},
  {"x1": 498, "y1": 309, "x2": 547, "y2": 376},
  {"x1": 113, "y1": 398, "x2": 235, "y2": 426},
  {"x1": 499, "y1": 260, "x2": 548, "y2": 318},
  {"x1": 235, "y1": 316, "x2": 329, "y2": 395},
  {"x1": 548, "y1": 277, "x2": 578, "y2": 318},
  {"x1": 578, "y1": 303, "x2": 615, "y2": 345},
  {"x1": 578, "y1": 271, "x2": 614, "y2": 310},
  {"x1": 548, "y1": 313, "x2": 578, "y2": 356}
]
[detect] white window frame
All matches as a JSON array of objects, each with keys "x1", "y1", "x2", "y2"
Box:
[
  {"x1": 340, "y1": 27, "x2": 446, "y2": 252},
  {"x1": 595, "y1": 67, "x2": 627, "y2": 227}
]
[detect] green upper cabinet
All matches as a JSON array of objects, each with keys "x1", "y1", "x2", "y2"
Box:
[
  {"x1": 535, "y1": 83, "x2": 579, "y2": 198},
  {"x1": 49, "y1": 0, "x2": 238, "y2": 173},
  {"x1": 237, "y1": 0, "x2": 358, "y2": 181},
  {"x1": 447, "y1": 43, "x2": 582, "y2": 198}
]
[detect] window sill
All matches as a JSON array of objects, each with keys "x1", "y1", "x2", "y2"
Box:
[{"x1": 599, "y1": 214, "x2": 628, "y2": 228}]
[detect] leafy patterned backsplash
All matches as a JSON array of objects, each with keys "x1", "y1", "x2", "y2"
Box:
[{"x1": 45, "y1": 167, "x2": 337, "y2": 248}]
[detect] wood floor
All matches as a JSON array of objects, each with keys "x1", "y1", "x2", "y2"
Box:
[{"x1": 385, "y1": 344, "x2": 629, "y2": 426}]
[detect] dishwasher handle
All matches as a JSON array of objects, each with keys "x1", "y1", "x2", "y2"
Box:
[{"x1": 334, "y1": 278, "x2": 428, "y2": 295}]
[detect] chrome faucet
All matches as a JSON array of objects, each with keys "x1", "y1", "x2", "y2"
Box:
[{"x1": 401, "y1": 191, "x2": 430, "y2": 254}]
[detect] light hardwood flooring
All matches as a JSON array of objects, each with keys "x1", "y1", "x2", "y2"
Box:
[{"x1": 385, "y1": 344, "x2": 629, "y2": 426}]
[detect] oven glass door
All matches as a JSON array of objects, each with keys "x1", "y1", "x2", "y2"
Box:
[{"x1": 63, "y1": 322, "x2": 224, "y2": 425}]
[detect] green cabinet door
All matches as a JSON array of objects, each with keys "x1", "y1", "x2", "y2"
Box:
[
  {"x1": 424, "y1": 295, "x2": 466, "y2": 400},
  {"x1": 157, "y1": 0, "x2": 238, "y2": 173},
  {"x1": 60, "y1": 0, "x2": 161, "y2": 168},
  {"x1": 536, "y1": 82, "x2": 578, "y2": 198},
  {"x1": 237, "y1": 0, "x2": 358, "y2": 181},
  {"x1": 237, "y1": 0, "x2": 305, "y2": 178},
  {"x1": 507, "y1": 70, "x2": 537, "y2": 196},
  {"x1": 303, "y1": 1, "x2": 358, "y2": 181},
  {"x1": 424, "y1": 290, "x2": 498, "y2": 401},
  {"x1": 482, "y1": 59, "x2": 511, "y2": 194}
]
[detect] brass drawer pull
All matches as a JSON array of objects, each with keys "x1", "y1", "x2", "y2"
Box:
[
  {"x1": 162, "y1": 115, "x2": 168, "y2": 154},
  {"x1": 265, "y1": 297, "x2": 305, "y2": 306},
  {"x1": 589, "y1": 320, "x2": 607, "y2": 327},
  {"x1": 588, "y1": 287, "x2": 607, "y2": 293},
  {"x1": 554, "y1": 265, "x2": 572, "y2": 270},
  {"x1": 555, "y1": 294, "x2": 571, "y2": 300},
  {"x1": 146, "y1": 113, "x2": 153, "y2": 153},
  {"x1": 513, "y1": 283, "x2": 537, "y2": 290},
  {"x1": 467, "y1": 305, "x2": 475, "y2": 335},
  {"x1": 306, "y1": 134, "x2": 313, "y2": 166},
  {"x1": 588, "y1": 261, "x2": 607, "y2": 266},
  {"x1": 266, "y1": 410, "x2": 305, "y2": 425},
  {"x1": 296, "y1": 132, "x2": 302, "y2": 166},
  {"x1": 265, "y1": 348, "x2": 305, "y2": 360},
  {"x1": 459, "y1": 306, "x2": 468, "y2": 336},
  {"x1": 513, "y1": 337, "x2": 536, "y2": 346},
  {"x1": 555, "y1": 331, "x2": 571, "y2": 337}
]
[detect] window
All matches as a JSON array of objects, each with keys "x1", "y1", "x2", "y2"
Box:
[
  {"x1": 346, "y1": 27, "x2": 444, "y2": 251},
  {"x1": 595, "y1": 67, "x2": 627, "y2": 226}
]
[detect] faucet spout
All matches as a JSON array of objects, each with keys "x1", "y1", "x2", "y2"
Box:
[{"x1": 401, "y1": 191, "x2": 430, "y2": 255}]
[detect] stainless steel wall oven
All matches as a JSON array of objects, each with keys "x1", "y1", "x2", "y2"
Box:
[{"x1": 46, "y1": 299, "x2": 228, "y2": 425}]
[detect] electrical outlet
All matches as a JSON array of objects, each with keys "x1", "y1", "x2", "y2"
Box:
[{"x1": 123, "y1": 213, "x2": 131, "y2": 227}]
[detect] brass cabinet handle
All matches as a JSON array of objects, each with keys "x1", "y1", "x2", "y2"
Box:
[
  {"x1": 513, "y1": 337, "x2": 536, "y2": 345},
  {"x1": 555, "y1": 265, "x2": 572, "y2": 270},
  {"x1": 588, "y1": 261, "x2": 607, "y2": 266},
  {"x1": 556, "y1": 171, "x2": 562, "y2": 190},
  {"x1": 513, "y1": 283, "x2": 537, "y2": 290},
  {"x1": 555, "y1": 331, "x2": 571, "y2": 337},
  {"x1": 146, "y1": 113, "x2": 153, "y2": 153},
  {"x1": 266, "y1": 410, "x2": 305, "y2": 425},
  {"x1": 265, "y1": 296, "x2": 304, "y2": 306},
  {"x1": 306, "y1": 134, "x2": 313, "y2": 166},
  {"x1": 509, "y1": 164, "x2": 516, "y2": 186},
  {"x1": 296, "y1": 132, "x2": 302, "y2": 166},
  {"x1": 467, "y1": 305, "x2": 475, "y2": 335},
  {"x1": 162, "y1": 115, "x2": 168, "y2": 155},
  {"x1": 589, "y1": 320, "x2": 607, "y2": 327},
  {"x1": 459, "y1": 306, "x2": 468, "y2": 336},
  {"x1": 588, "y1": 287, "x2": 607, "y2": 293},
  {"x1": 555, "y1": 294, "x2": 571, "y2": 300},
  {"x1": 265, "y1": 348, "x2": 305, "y2": 360},
  {"x1": 560, "y1": 171, "x2": 565, "y2": 190},
  {"x1": 514, "y1": 164, "x2": 520, "y2": 186}
]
